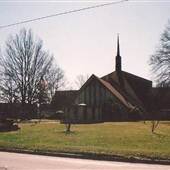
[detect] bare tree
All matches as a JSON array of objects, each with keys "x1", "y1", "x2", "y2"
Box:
[
  {"x1": 151, "y1": 120, "x2": 160, "y2": 133},
  {"x1": 65, "y1": 123, "x2": 71, "y2": 133},
  {"x1": 46, "y1": 66, "x2": 65, "y2": 101},
  {"x1": 0, "y1": 28, "x2": 64, "y2": 104},
  {"x1": 38, "y1": 76, "x2": 50, "y2": 105},
  {"x1": 0, "y1": 77, "x2": 18, "y2": 103},
  {"x1": 0, "y1": 48, "x2": 19, "y2": 103},
  {"x1": 150, "y1": 20, "x2": 170, "y2": 86},
  {"x1": 75, "y1": 74, "x2": 89, "y2": 89}
]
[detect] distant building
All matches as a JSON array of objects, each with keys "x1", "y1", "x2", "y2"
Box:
[
  {"x1": 53, "y1": 36, "x2": 170, "y2": 123},
  {"x1": 51, "y1": 90, "x2": 78, "y2": 110}
]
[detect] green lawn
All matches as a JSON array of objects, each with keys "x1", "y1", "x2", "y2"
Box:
[{"x1": 0, "y1": 121, "x2": 170, "y2": 160}]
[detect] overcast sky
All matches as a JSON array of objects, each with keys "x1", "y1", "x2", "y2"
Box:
[{"x1": 0, "y1": 0, "x2": 170, "y2": 88}]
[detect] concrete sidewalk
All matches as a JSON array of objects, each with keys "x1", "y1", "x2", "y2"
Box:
[{"x1": 0, "y1": 152, "x2": 170, "y2": 170}]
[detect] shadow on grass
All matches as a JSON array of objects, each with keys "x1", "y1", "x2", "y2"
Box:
[{"x1": 59, "y1": 130, "x2": 78, "y2": 135}]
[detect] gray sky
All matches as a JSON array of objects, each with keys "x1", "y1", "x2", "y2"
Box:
[{"x1": 0, "y1": 0, "x2": 170, "y2": 88}]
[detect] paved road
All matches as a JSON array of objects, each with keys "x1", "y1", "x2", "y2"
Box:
[{"x1": 0, "y1": 152, "x2": 170, "y2": 170}]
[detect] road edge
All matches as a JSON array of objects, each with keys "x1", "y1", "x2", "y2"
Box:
[{"x1": 0, "y1": 148, "x2": 170, "y2": 165}]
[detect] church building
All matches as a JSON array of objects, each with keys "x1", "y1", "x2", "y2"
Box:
[{"x1": 56, "y1": 36, "x2": 170, "y2": 123}]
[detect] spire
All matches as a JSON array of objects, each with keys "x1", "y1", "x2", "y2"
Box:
[
  {"x1": 117, "y1": 34, "x2": 120, "y2": 57},
  {"x1": 115, "y1": 34, "x2": 122, "y2": 72}
]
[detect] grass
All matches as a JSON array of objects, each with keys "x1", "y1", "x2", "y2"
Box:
[{"x1": 0, "y1": 121, "x2": 170, "y2": 160}]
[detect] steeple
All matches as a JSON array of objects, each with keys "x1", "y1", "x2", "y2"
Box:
[
  {"x1": 117, "y1": 34, "x2": 120, "y2": 57},
  {"x1": 115, "y1": 34, "x2": 122, "y2": 72}
]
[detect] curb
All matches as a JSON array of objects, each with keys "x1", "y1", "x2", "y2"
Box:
[{"x1": 0, "y1": 148, "x2": 170, "y2": 165}]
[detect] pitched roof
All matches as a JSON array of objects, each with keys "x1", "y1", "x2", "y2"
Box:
[
  {"x1": 79, "y1": 74, "x2": 134, "y2": 109},
  {"x1": 101, "y1": 71, "x2": 152, "y2": 112},
  {"x1": 123, "y1": 71, "x2": 152, "y2": 109},
  {"x1": 97, "y1": 77, "x2": 134, "y2": 109},
  {"x1": 78, "y1": 69, "x2": 153, "y2": 112}
]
